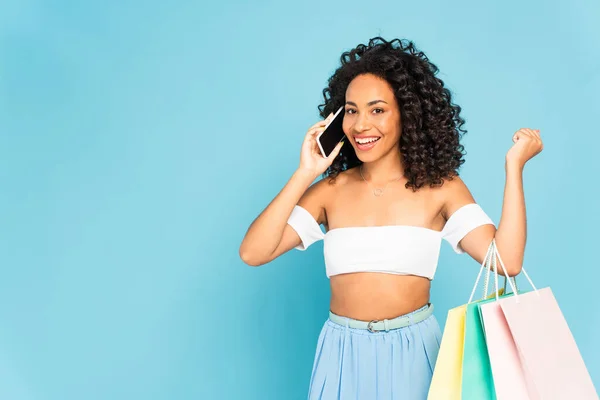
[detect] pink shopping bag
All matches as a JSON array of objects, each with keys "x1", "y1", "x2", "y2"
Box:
[
  {"x1": 479, "y1": 300, "x2": 536, "y2": 400},
  {"x1": 500, "y1": 288, "x2": 597, "y2": 399},
  {"x1": 480, "y1": 239, "x2": 597, "y2": 400}
]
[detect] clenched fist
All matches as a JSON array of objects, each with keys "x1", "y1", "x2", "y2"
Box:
[{"x1": 506, "y1": 128, "x2": 543, "y2": 169}]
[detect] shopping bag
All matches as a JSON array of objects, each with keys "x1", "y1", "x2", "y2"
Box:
[
  {"x1": 462, "y1": 297, "x2": 498, "y2": 399},
  {"x1": 482, "y1": 239, "x2": 598, "y2": 400},
  {"x1": 500, "y1": 288, "x2": 598, "y2": 399},
  {"x1": 428, "y1": 241, "x2": 500, "y2": 400},
  {"x1": 427, "y1": 303, "x2": 467, "y2": 399}
]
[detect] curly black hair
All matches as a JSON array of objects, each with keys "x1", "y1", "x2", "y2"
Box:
[{"x1": 318, "y1": 37, "x2": 467, "y2": 191}]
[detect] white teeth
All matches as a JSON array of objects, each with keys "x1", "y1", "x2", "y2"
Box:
[{"x1": 356, "y1": 137, "x2": 380, "y2": 144}]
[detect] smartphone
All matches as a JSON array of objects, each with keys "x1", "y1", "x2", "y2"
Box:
[{"x1": 316, "y1": 106, "x2": 345, "y2": 158}]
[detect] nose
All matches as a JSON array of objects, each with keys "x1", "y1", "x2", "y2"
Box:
[{"x1": 354, "y1": 113, "x2": 372, "y2": 133}]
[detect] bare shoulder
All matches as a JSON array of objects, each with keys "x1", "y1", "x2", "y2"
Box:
[
  {"x1": 438, "y1": 174, "x2": 477, "y2": 220},
  {"x1": 297, "y1": 169, "x2": 354, "y2": 227},
  {"x1": 296, "y1": 171, "x2": 345, "y2": 226},
  {"x1": 306, "y1": 171, "x2": 347, "y2": 196},
  {"x1": 329, "y1": 168, "x2": 357, "y2": 185},
  {"x1": 323, "y1": 168, "x2": 360, "y2": 198},
  {"x1": 316, "y1": 168, "x2": 356, "y2": 193}
]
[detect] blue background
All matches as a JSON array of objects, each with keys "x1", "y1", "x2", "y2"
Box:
[{"x1": 1, "y1": 0, "x2": 598, "y2": 399}]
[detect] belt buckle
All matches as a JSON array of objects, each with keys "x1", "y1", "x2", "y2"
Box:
[{"x1": 367, "y1": 319, "x2": 380, "y2": 333}]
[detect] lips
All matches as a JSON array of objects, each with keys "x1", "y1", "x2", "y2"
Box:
[{"x1": 354, "y1": 136, "x2": 381, "y2": 152}]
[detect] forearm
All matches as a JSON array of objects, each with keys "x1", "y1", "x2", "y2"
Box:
[
  {"x1": 239, "y1": 169, "x2": 318, "y2": 264},
  {"x1": 494, "y1": 161, "x2": 526, "y2": 276}
]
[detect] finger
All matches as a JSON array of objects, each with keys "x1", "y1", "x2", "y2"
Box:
[
  {"x1": 309, "y1": 117, "x2": 332, "y2": 131},
  {"x1": 522, "y1": 129, "x2": 534, "y2": 137},
  {"x1": 513, "y1": 129, "x2": 532, "y2": 142},
  {"x1": 309, "y1": 113, "x2": 336, "y2": 133},
  {"x1": 312, "y1": 126, "x2": 326, "y2": 138},
  {"x1": 303, "y1": 128, "x2": 315, "y2": 144},
  {"x1": 512, "y1": 131, "x2": 522, "y2": 142},
  {"x1": 314, "y1": 114, "x2": 333, "y2": 129},
  {"x1": 517, "y1": 128, "x2": 532, "y2": 137},
  {"x1": 309, "y1": 121, "x2": 328, "y2": 132},
  {"x1": 309, "y1": 137, "x2": 320, "y2": 157},
  {"x1": 306, "y1": 126, "x2": 324, "y2": 139},
  {"x1": 303, "y1": 129, "x2": 321, "y2": 150},
  {"x1": 312, "y1": 143, "x2": 320, "y2": 158},
  {"x1": 327, "y1": 139, "x2": 345, "y2": 159},
  {"x1": 528, "y1": 128, "x2": 541, "y2": 140}
]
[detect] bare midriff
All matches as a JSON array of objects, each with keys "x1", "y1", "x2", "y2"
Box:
[
  {"x1": 323, "y1": 168, "x2": 447, "y2": 322},
  {"x1": 328, "y1": 272, "x2": 431, "y2": 321}
]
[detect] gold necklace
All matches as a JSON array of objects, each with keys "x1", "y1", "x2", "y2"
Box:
[{"x1": 359, "y1": 165, "x2": 404, "y2": 197}]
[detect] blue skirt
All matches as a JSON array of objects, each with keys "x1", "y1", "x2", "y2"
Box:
[{"x1": 307, "y1": 304, "x2": 442, "y2": 400}]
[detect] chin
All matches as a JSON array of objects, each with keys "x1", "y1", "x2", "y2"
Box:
[
  {"x1": 356, "y1": 153, "x2": 380, "y2": 163},
  {"x1": 353, "y1": 146, "x2": 388, "y2": 163}
]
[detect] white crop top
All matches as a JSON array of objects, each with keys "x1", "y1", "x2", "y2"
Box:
[{"x1": 286, "y1": 203, "x2": 495, "y2": 280}]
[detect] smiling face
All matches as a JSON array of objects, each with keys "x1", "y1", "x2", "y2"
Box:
[{"x1": 342, "y1": 73, "x2": 402, "y2": 162}]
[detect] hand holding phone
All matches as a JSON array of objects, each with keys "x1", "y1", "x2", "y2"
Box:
[
  {"x1": 298, "y1": 107, "x2": 345, "y2": 177},
  {"x1": 317, "y1": 106, "x2": 346, "y2": 158}
]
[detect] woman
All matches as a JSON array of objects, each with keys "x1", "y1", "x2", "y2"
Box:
[{"x1": 239, "y1": 37, "x2": 543, "y2": 399}]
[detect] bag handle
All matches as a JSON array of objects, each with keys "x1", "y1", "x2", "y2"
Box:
[
  {"x1": 489, "y1": 238, "x2": 539, "y2": 303},
  {"x1": 503, "y1": 273, "x2": 518, "y2": 295},
  {"x1": 467, "y1": 240, "x2": 497, "y2": 304}
]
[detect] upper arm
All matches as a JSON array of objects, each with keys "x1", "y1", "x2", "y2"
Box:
[
  {"x1": 267, "y1": 178, "x2": 329, "y2": 262},
  {"x1": 441, "y1": 176, "x2": 496, "y2": 265}
]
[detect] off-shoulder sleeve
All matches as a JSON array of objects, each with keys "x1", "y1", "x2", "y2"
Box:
[
  {"x1": 286, "y1": 205, "x2": 326, "y2": 250},
  {"x1": 441, "y1": 203, "x2": 495, "y2": 254}
]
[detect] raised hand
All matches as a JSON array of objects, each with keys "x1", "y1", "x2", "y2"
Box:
[
  {"x1": 506, "y1": 128, "x2": 544, "y2": 168},
  {"x1": 298, "y1": 113, "x2": 345, "y2": 177}
]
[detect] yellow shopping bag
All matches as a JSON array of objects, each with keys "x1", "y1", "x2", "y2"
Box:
[{"x1": 427, "y1": 304, "x2": 467, "y2": 399}]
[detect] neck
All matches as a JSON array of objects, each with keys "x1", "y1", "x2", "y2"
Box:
[{"x1": 360, "y1": 150, "x2": 404, "y2": 185}]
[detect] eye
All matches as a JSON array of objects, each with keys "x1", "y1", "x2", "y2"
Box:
[
  {"x1": 345, "y1": 108, "x2": 356, "y2": 114},
  {"x1": 373, "y1": 108, "x2": 384, "y2": 114}
]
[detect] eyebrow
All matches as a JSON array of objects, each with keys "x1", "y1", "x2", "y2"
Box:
[{"x1": 345, "y1": 100, "x2": 388, "y2": 107}]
